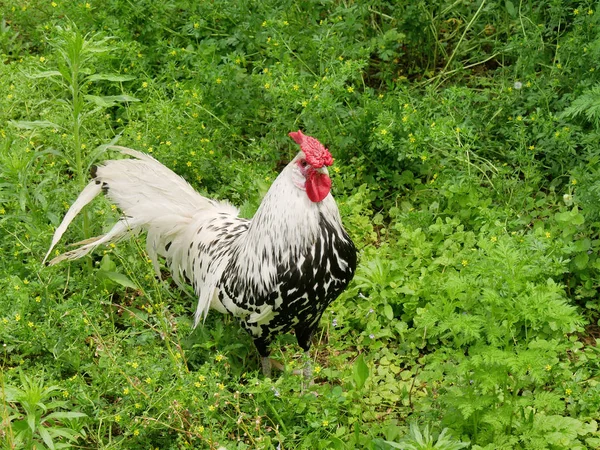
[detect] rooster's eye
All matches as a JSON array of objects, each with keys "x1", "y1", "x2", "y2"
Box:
[{"x1": 300, "y1": 160, "x2": 308, "y2": 167}]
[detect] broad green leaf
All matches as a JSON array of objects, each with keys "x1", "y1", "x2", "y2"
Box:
[
  {"x1": 505, "y1": 0, "x2": 517, "y2": 17},
  {"x1": 353, "y1": 354, "x2": 369, "y2": 389},
  {"x1": 98, "y1": 270, "x2": 138, "y2": 289},
  {"x1": 86, "y1": 73, "x2": 136, "y2": 82},
  {"x1": 27, "y1": 70, "x2": 62, "y2": 79},
  {"x1": 84, "y1": 94, "x2": 140, "y2": 108},
  {"x1": 38, "y1": 425, "x2": 56, "y2": 450},
  {"x1": 45, "y1": 411, "x2": 87, "y2": 420},
  {"x1": 384, "y1": 303, "x2": 394, "y2": 320},
  {"x1": 9, "y1": 120, "x2": 61, "y2": 130}
]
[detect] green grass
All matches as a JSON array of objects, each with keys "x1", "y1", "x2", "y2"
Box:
[{"x1": 2, "y1": 0, "x2": 600, "y2": 448}]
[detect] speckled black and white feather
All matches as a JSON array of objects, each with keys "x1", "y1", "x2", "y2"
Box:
[{"x1": 45, "y1": 145, "x2": 356, "y2": 360}]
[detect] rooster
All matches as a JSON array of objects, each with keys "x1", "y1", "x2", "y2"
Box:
[{"x1": 44, "y1": 131, "x2": 357, "y2": 377}]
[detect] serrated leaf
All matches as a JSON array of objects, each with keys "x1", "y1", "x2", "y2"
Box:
[
  {"x1": 84, "y1": 94, "x2": 140, "y2": 108},
  {"x1": 574, "y1": 252, "x2": 590, "y2": 270},
  {"x1": 353, "y1": 354, "x2": 369, "y2": 389},
  {"x1": 9, "y1": 120, "x2": 61, "y2": 130},
  {"x1": 86, "y1": 73, "x2": 136, "y2": 82}
]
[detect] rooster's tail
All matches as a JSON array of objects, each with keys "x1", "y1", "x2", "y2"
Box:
[{"x1": 43, "y1": 147, "x2": 237, "y2": 274}]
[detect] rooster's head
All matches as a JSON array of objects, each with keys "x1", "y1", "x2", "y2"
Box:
[{"x1": 288, "y1": 130, "x2": 333, "y2": 203}]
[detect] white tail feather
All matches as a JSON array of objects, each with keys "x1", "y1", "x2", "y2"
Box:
[
  {"x1": 44, "y1": 146, "x2": 222, "y2": 266},
  {"x1": 43, "y1": 181, "x2": 103, "y2": 265}
]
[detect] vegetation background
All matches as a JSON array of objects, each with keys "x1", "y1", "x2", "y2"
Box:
[{"x1": 1, "y1": 0, "x2": 600, "y2": 448}]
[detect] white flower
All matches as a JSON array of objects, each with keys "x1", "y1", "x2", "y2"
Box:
[{"x1": 514, "y1": 81, "x2": 523, "y2": 90}]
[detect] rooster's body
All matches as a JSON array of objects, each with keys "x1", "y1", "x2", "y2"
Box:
[{"x1": 45, "y1": 131, "x2": 356, "y2": 376}]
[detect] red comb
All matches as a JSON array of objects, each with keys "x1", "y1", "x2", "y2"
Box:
[{"x1": 288, "y1": 130, "x2": 333, "y2": 168}]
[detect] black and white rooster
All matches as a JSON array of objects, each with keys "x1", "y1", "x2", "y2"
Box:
[{"x1": 44, "y1": 131, "x2": 356, "y2": 377}]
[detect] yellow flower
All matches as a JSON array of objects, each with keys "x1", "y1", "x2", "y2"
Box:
[
  {"x1": 529, "y1": 145, "x2": 535, "y2": 150},
  {"x1": 28, "y1": 321, "x2": 34, "y2": 328},
  {"x1": 264, "y1": 83, "x2": 270, "y2": 89},
  {"x1": 572, "y1": 179, "x2": 577, "y2": 185},
  {"x1": 420, "y1": 155, "x2": 427, "y2": 161},
  {"x1": 62, "y1": 390, "x2": 69, "y2": 397},
  {"x1": 574, "y1": 8, "x2": 579, "y2": 14},
  {"x1": 218, "y1": 383, "x2": 225, "y2": 390},
  {"x1": 145, "y1": 377, "x2": 152, "y2": 384},
  {"x1": 588, "y1": 9, "x2": 594, "y2": 15},
  {"x1": 123, "y1": 388, "x2": 130, "y2": 395},
  {"x1": 131, "y1": 362, "x2": 139, "y2": 369},
  {"x1": 85, "y1": 3, "x2": 91, "y2": 8},
  {"x1": 81, "y1": 143, "x2": 86, "y2": 149},
  {"x1": 51, "y1": 2, "x2": 57, "y2": 7},
  {"x1": 322, "y1": 420, "x2": 329, "y2": 426},
  {"x1": 39, "y1": 56, "x2": 46, "y2": 63},
  {"x1": 347, "y1": 86, "x2": 354, "y2": 93},
  {"x1": 194, "y1": 22, "x2": 199, "y2": 29},
  {"x1": 133, "y1": 429, "x2": 140, "y2": 436},
  {"x1": 545, "y1": 232, "x2": 551, "y2": 239},
  {"x1": 142, "y1": 81, "x2": 148, "y2": 88},
  {"x1": 490, "y1": 236, "x2": 497, "y2": 242},
  {"x1": 402, "y1": 116, "x2": 408, "y2": 123},
  {"x1": 516, "y1": 116, "x2": 523, "y2": 121},
  {"x1": 216, "y1": 78, "x2": 222, "y2": 84},
  {"x1": 565, "y1": 388, "x2": 572, "y2": 395},
  {"x1": 556, "y1": 63, "x2": 562, "y2": 69},
  {"x1": 35, "y1": 296, "x2": 41, "y2": 302},
  {"x1": 261, "y1": 21, "x2": 267, "y2": 27},
  {"x1": 292, "y1": 84, "x2": 299, "y2": 91},
  {"x1": 208, "y1": 405, "x2": 215, "y2": 412},
  {"x1": 170, "y1": 50, "x2": 177, "y2": 56},
  {"x1": 314, "y1": 366, "x2": 322, "y2": 374},
  {"x1": 333, "y1": 166, "x2": 340, "y2": 173},
  {"x1": 166, "y1": 141, "x2": 172, "y2": 146},
  {"x1": 115, "y1": 415, "x2": 121, "y2": 422},
  {"x1": 461, "y1": 260, "x2": 468, "y2": 267},
  {"x1": 2, "y1": 318, "x2": 8, "y2": 324},
  {"x1": 215, "y1": 354, "x2": 225, "y2": 362},
  {"x1": 186, "y1": 161, "x2": 192, "y2": 167},
  {"x1": 545, "y1": 364, "x2": 552, "y2": 371},
  {"x1": 380, "y1": 129, "x2": 388, "y2": 135}
]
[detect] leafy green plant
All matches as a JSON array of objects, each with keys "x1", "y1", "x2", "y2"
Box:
[
  {"x1": 1, "y1": 371, "x2": 86, "y2": 449},
  {"x1": 376, "y1": 422, "x2": 470, "y2": 450}
]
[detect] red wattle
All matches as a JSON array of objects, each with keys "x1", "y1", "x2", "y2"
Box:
[{"x1": 306, "y1": 171, "x2": 331, "y2": 203}]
